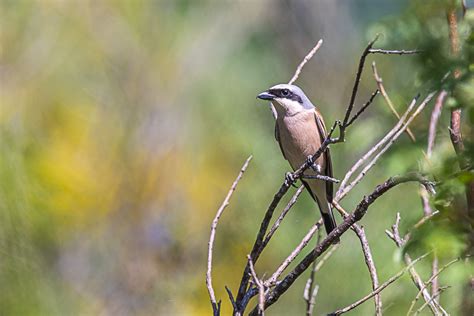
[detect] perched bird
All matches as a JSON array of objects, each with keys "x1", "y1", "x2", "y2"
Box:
[{"x1": 257, "y1": 84, "x2": 337, "y2": 236}]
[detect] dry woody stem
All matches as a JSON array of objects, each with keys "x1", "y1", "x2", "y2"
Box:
[{"x1": 206, "y1": 156, "x2": 253, "y2": 316}]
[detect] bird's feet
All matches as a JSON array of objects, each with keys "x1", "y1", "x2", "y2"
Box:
[
  {"x1": 285, "y1": 172, "x2": 298, "y2": 188},
  {"x1": 306, "y1": 155, "x2": 322, "y2": 173}
]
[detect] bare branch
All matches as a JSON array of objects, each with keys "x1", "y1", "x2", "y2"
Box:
[
  {"x1": 415, "y1": 287, "x2": 451, "y2": 315},
  {"x1": 354, "y1": 226, "x2": 382, "y2": 315},
  {"x1": 207, "y1": 155, "x2": 253, "y2": 315},
  {"x1": 330, "y1": 253, "x2": 430, "y2": 316},
  {"x1": 264, "y1": 220, "x2": 322, "y2": 287},
  {"x1": 385, "y1": 213, "x2": 447, "y2": 315},
  {"x1": 332, "y1": 201, "x2": 381, "y2": 315},
  {"x1": 346, "y1": 89, "x2": 380, "y2": 126},
  {"x1": 225, "y1": 286, "x2": 237, "y2": 311},
  {"x1": 419, "y1": 90, "x2": 447, "y2": 304},
  {"x1": 337, "y1": 91, "x2": 436, "y2": 201},
  {"x1": 261, "y1": 185, "x2": 305, "y2": 250},
  {"x1": 288, "y1": 39, "x2": 323, "y2": 85},
  {"x1": 336, "y1": 94, "x2": 420, "y2": 197},
  {"x1": 385, "y1": 212, "x2": 404, "y2": 247},
  {"x1": 368, "y1": 48, "x2": 420, "y2": 55},
  {"x1": 372, "y1": 61, "x2": 416, "y2": 142},
  {"x1": 248, "y1": 255, "x2": 265, "y2": 316},
  {"x1": 342, "y1": 34, "x2": 380, "y2": 130},
  {"x1": 405, "y1": 254, "x2": 446, "y2": 315},
  {"x1": 303, "y1": 282, "x2": 319, "y2": 316},
  {"x1": 410, "y1": 210, "x2": 440, "y2": 232},
  {"x1": 407, "y1": 256, "x2": 468, "y2": 315},
  {"x1": 427, "y1": 91, "x2": 447, "y2": 157},
  {"x1": 447, "y1": 4, "x2": 474, "y2": 225},
  {"x1": 301, "y1": 174, "x2": 340, "y2": 183},
  {"x1": 248, "y1": 173, "x2": 434, "y2": 315}
]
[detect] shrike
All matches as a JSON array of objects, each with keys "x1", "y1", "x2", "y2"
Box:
[{"x1": 257, "y1": 84, "x2": 337, "y2": 236}]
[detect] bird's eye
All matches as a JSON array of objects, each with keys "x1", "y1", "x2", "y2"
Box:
[{"x1": 281, "y1": 89, "x2": 290, "y2": 97}]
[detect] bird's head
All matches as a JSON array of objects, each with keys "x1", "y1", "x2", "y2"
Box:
[{"x1": 257, "y1": 83, "x2": 314, "y2": 117}]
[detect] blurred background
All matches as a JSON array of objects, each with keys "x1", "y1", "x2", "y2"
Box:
[{"x1": 1, "y1": 1, "x2": 473, "y2": 315}]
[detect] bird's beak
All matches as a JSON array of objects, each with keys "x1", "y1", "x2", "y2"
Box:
[{"x1": 257, "y1": 91, "x2": 275, "y2": 101}]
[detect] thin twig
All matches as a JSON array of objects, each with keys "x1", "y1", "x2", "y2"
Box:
[
  {"x1": 332, "y1": 201, "x2": 381, "y2": 315},
  {"x1": 421, "y1": 90, "x2": 447, "y2": 304},
  {"x1": 427, "y1": 91, "x2": 447, "y2": 157},
  {"x1": 354, "y1": 226, "x2": 382, "y2": 315},
  {"x1": 312, "y1": 243, "x2": 340, "y2": 275},
  {"x1": 410, "y1": 210, "x2": 440, "y2": 231},
  {"x1": 225, "y1": 286, "x2": 237, "y2": 311},
  {"x1": 337, "y1": 91, "x2": 436, "y2": 201},
  {"x1": 414, "y1": 286, "x2": 451, "y2": 315},
  {"x1": 206, "y1": 156, "x2": 253, "y2": 315},
  {"x1": 301, "y1": 174, "x2": 340, "y2": 183},
  {"x1": 288, "y1": 39, "x2": 323, "y2": 85},
  {"x1": 346, "y1": 89, "x2": 380, "y2": 126},
  {"x1": 304, "y1": 230, "x2": 323, "y2": 316},
  {"x1": 385, "y1": 213, "x2": 446, "y2": 315},
  {"x1": 407, "y1": 255, "x2": 471, "y2": 315},
  {"x1": 372, "y1": 61, "x2": 416, "y2": 142},
  {"x1": 247, "y1": 255, "x2": 265, "y2": 315},
  {"x1": 342, "y1": 34, "x2": 380, "y2": 135},
  {"x1": 368, "y1": 48, "x2": 420, "y2": 55},
  {"x1": 329, "y1": 253, "x2": 430, "y2": 315},
  {"x1": 405, "y1": 254, "x2": 445, "y2": 315},
  {"x1": 264, "y1": 220, "x2": 322, "y2": 287},
  {"x1": 304, "y1": 283, "x2": 319, "y2": 316},
  {"x1": 261, "y1": 185, "x2": 305, "y2": 250},
  {"x1": 385, "y1": 212, "x2": 404, "y2": 247},
  {"x1": 336, "y1": 94, "x2": 420, "y2": 197}
]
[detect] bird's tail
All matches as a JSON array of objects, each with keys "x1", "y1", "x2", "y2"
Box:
[{"x1": 319, "y1": 201, "x2": 339, "y2": 243}]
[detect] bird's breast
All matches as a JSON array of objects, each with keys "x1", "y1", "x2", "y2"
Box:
[{"x1": 277, "y1": 111, "x2": 325, "y2": 171}]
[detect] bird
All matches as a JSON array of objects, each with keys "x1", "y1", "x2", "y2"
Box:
[{"x1": 257, "y1": 83, "x2": 337, "y2": 236}]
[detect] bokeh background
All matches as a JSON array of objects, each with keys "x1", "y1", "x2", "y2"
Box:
[{"x1": 1, "y1": 1, "x2": 473, "y2": 315}]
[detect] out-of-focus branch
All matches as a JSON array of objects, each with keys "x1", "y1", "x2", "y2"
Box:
[
  {"x1": 407, "y1": 256, "x2": 470, "y2": 315},
  {"x1": 303, "y1": 230, "x2": 323, "y2": 316},
  {"x1": 206, "y1": 156, "x2": 253, "y2": 316},
  {"x1": 288, "y1": 39, "x2": 323, "y2": 85},
  {"x1": 329, "y1": 253, "x2": 430, "y2": 316},
  {"x1": 447, "y1": 0, "x2": 474, "y2": 222},
  {"x1": 447, "y1": 6, "x2": 474, "y2": 315},
  {"x1": 372, "y1": 62, "x2": 416, "y2": 142},
  {"x1": 421, "y1": 90, "x2": 447, "y2": 302},
  {"x1": 415, "y1": 287, "x2": 451, "y2": 316},
  {"x1": 427, "y1": 91, "x2": 448, "y2": 158},
  {"x1": 385, "y1": 213, "x2": 447, "y2": 315},
  {"x1": 303, "y1": 242, "x2": 340, "y2": 316}
]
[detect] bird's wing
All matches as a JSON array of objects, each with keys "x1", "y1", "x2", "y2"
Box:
[
  {"x1": 274, "y1": 122, "x2": 287, "y2": 160},
  {"x1": 314, "y1": 110, "x2": 333, "y2": 203}
]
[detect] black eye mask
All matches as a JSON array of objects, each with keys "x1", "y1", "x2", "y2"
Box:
[{"x1": 268, "y1": 89, "x2": 303, "y2": 104}]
